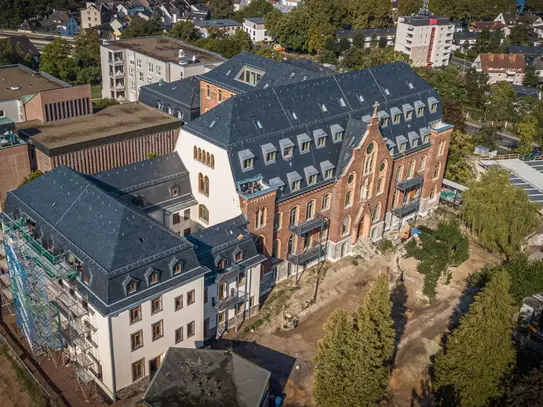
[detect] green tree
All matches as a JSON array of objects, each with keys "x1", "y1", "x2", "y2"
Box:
[
  {"x1": 517, "y1": 114, "x2": 537, "y2": 156},
  {"x1": 445, "y1": 130, "x2": 475, "y2": 185},
  {"x1": 442, "y1": 99, "x2": 466, "y2": 132},
  {"x1": 121, "y1": 17, "x2": 163, "y2": 38},
  {"x1": 506, "y1": 365, "x2": 543, "y2": 406},
  {"x1": 433, "y1": 270, "x2": 516, "y2": 407},
  {"x1": 340, "y1": 46, "x2": 408, "y2": 71},
  {"x1": 170, "y1": 20, "x2": 200, "y2": 41},
  {"x1": 352, "y1": 32, "x2": 366, "y2": 48},
  {"x1": 398, "y1": 0, "x2": 421, "y2": 16},
  {"x1": 305, "y1": 0, "x2": 347, "y2": 52},
  {"x1": 39, "y1": 38, "x2": 76, "y2": 82},
  {"x1": 349, "y1": 0, "x2": 391, "y2": 28},
  {"x1": 210, "y1": 0, "x2": 234, "y2": 19},
  {"x1": 509, "y1": 24, "x2": 530, "y2": 46},
  {"x1": 0, "y1": 39, "x2": 35, "y2": 68},
  {"x1": 485, "y1": 81, "x2": 517, "y2": 127},
  {"x1": 267, "y1": 6, "x2": 309, "y2": 51},
  {"x1": 465, "y1": 67, "x2": 489, "y2": 108},
  {"x1": 234, "y1": 0, "x2": 273, "y2": 21},
  {"x1": 263, "y1": 8, "x2": 284, "y2": 41},
  {"x1": 93, "y1": 98, "x2": 119, "y2": 110},
  {"x1": 523, "y1": 66, "x2": 539, "y2": 88},
  {"x1": 215, "y1": 29, "x2": 253, "y2": 58},
  {"x1": 19, "y1": 170, "x2": 43, "y2": 187},
  {"x1": 378, "y1": 35, "x2": 387, "y2": 48},
  {"x1": 461, "y1": 167, "x2": 539, "y2": 255},
  {"x1": 474, "y1": 28, "x2": 492, "y2": 53},
  {"x1": 76, "y1": 66, "x2": 101, "y2": 85},
  {"x1": 74, "y1": 29, "x2": 100, "y2": 66}
]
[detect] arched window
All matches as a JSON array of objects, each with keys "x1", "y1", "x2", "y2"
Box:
[
  {"x1": 193, "y1": 146, "x2": 197, "y2": 159},
  {"x1": 289, "y1": 206, "x2": 298, "y2": 225},
  {"x1": 256, "y1": 208, "x2": 267, "y2": 228},
  {"x1": 255, "y1": 236, "x2": 265, "y2": 255},
  {"x1": 363, "y1": 142, "x2": 376, "y2": 175},
  {"x1": 347, "y1": 172, "x2": 356, "y2": 185},
  {"x1": 206, "y1": 152, "x2": 211, "y2": 166},
  {"x1": 198, "y1": 173, "x2": 204, "y2": 194},
  {"x1": 198, "y1": 204, "x2": 209, "y2": 223},
  {"x1": 287, "y1": 234, "x2": 296, "y2": 254},
  {"x1": 306, "y1": 200, "x2": 315, "y2": 220},
  {"x1": 433, "y1": 162, "x2": 441, "y2": 180},
  {"x1": 407, "y1": 160, "x2": 415, "y2": 179},
  {"x1": 204, "y1": 176, "x2": 209, "y2": 196},
  {"x1": 273, "y1": 239, "x2": 281, "y2": 257},
  {"x1": 419, "y1": 156, "x2": 427, "y2": 171},
  {"x1": 322, "y1": 194, "x2": 331, "y2": 210},
  {"x1": 360, "y1": 178, "x2": 369, "y2": 201},
  {"x1": 395, "y1": 166, "x2": 403, "y2": 182},
  {"x1": 430, "y1": 185, "x2": 438, "y2": 199},
  {"x1": 210, "y1": 155, "x2": 215, "y2": 169},
  {"x1": 438, "y1": 140, "x2": 445, "y2": 156},
  {"x1": 198, "y1": 148, "x2": 202, "y2": 161},
  {"x1": 342, "y1": 216, "x2": 350, "y2": 235},
  {"x1": 379, "y1": 160, "x2": 387, "y2": 173},
  {"x1": 372, "y1": 202, "x2": 381, "y2": 223},
  {"x1": 376, "y1": 177, "x2": 384, "y2": 194}
]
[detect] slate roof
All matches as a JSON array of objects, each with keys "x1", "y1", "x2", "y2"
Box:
[
  {"x1": 139, "y1": 76, "x2": 200, "y2": 109},
  {"x1": 244, "y1": 17, "x2": 265, "y2": 24},
  {"x1": 0, "y1": 36, "x2": 40, "y2": 59},
  {"x1": 3, "y1": 166, "x2": 205, "y2": 316},
  {"x1": 140, "y1": 348, "x2": 270, "y2": 407},
  {"x1": 198, "y1": 51, "x2": 326, "y2": 94},
  {"x1": 336, "y1": 27, "x2": 396, "y2": 39},
  {"x1": 508, "y1": 45, "x2": 543, "y2": 57},
  {"x1": 194, "y1": 19, "x2": 242, "y2": 28},
  {"x1": 185, "y1": 61, "x2": 445, "y2": 201},
  {"x1": 512, "y1": 84, "x2": 541, "y2": 99},
  {"x1": 187, "y1": 215, "x2": 265, "y2": 277},
  {"x1": 454, "y1": 31, "x2": 480, "y2": 44},
  {"x1": 90, "y1": 152, "x2": 197, "y2": 212}
]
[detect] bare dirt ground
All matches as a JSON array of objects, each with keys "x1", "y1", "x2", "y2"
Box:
[
  {"x1": 225, "y1": 238, "x2": 500, "y2": 407},
  {"x1": 0, "y1": 352, "x2": 33, "y2": 407}
]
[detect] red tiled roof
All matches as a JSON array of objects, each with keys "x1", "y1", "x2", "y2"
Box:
[
  {"x1": 478, "y1": 53, "x2": 525, "y2": 72},
  {"x1": 469, "y1": 21, "x2": 507, "y2": 31}
]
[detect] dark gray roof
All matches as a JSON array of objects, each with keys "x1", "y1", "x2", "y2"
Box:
[
  {"x1": 336, "y1": 27, "x2": 396, "y2": 39},
  {"x1": 194, "y1": 19, "x2": 242, "y2": 28},
  {"x1": 140, "y1": 348, "x2": 271, "y2": 407},
  {"x1": 244, "y1": 17, "x2": 265, "y2": 24},
  {"x1": 399, "y1": 14, "x2": 451, "y2": 26},
  {"x1": 186, "y1": 61, "x2": 446, "y2": 201},
  {"x1": 187, "y1": 215, "x2": 265, "y2": 275},
  {"x1": 508, "y1": 45, "x2": 543, "y2": 56},
  {"x1": 512, "y1": 84, "x2": 541, "y2": 99},
  {"x1": 90, "y1": 152, "x2": 196, "y2": 212},
  {"x1": 3, "y1": 166, "x2": 204, "y2": 316},
  {"x1": 0, "y1": 35, "x2": 40, "y2": 59},
  {"x1": 454, "y1": 31, "x2": 480, "y2": 43},
  {"x1": 198, "y1": 51, "x2": 326, "y2": 94},
  {"x1": 285, "y1": 58, "x2": 336, "y2": 75}
]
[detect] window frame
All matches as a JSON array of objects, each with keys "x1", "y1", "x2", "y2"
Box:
[
  {"x1": 187, "y1": 321, "x2": 195, "y2": 338},
  {"x1": 151, "y1": 320, "x2": 164, "y2": 341},
  {"x1": 175, "y1": 327, "x2": 184, "y2": 344},
  {"x1": 187, "y1": 289, "x2": 196, "y2": 306},
  {"x1": 132, "y1": 358, "x2": 145, "y2": 382},
  {"x1": 129, "y1": 305, "x2": 142, "y2": 324},
  {"x1": 174, "y1": 295, "x2": 183, "y2": 311},
  {"x1": 151, "y1": 296, "x2": 163, "y2": 315},
  {"x1": 131, "y1": 330, "x2": 143, "y2": 351}
]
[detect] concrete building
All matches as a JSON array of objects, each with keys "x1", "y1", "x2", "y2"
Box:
[
  {"x1": 336, "y1": 27, "x2": 396, "y2": 47},
  {"x1": 243, "y1": 18, "x2": 272, "y2": 43},
  {"x1": 194, "y1": 19, "x2": 242, "y2": 38},
  {"x1": 394, "y1": 14, "x2": 454, "y2": 67},
  {"x1": 1, "y1": 163, "x2": 264, "y2": 399},
  {"x1": 0, "y1": 65, "x2": 92, "y2": 123},
  {"x1": 100, "y1": 36, "x2": 225, "y2": 102},
  {"x1": 452, "y1": 31, "x2": 480, "y2": 53},
  {"x1": 81, "y1": 2, "x2": 113, "y2": 30},
  {"x1": 16, "y1": 102, "x2": 179, "y2": 174},
  {"x1": 472, "y1": 53, "x2": 526, "y2": 85},
  {"x1": 179, "y1": 55, "x2": 452, "y2": 291}
]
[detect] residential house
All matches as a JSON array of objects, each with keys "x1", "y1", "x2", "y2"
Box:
[
  {"x1": 395, "y1": 14, "x2": 454, "y2": 67},
  {"x1": 472, "y1": 53, "x2": 525, "y2": 85},
  {"x1": 49, "y1": 10, "x2": 80, "y2": 36},
  {"x1": 0, "y1": 36, "x2": 40, "y2": 65},
  {"x1": 179, "y1": 0, "x2": 210, "y2": 21},
  {"x1": 194, "y1": 19, "x2": 243, "y2": 38},
  {"x1": 282, "y1": 0, "x2": 302, "y2": 6},
  {"x1": 495, "y1": 12, "x2": 543, "y2": 29},
  {"x1": 336, "y1": 27, "x2": 396, "y2": 47},
  {"x1": 512, "y1": 84, "x2": 541, "y2": 100},
  {"x1": 507, "y1": 45, "x2": 543, "y2": 65},
  {"x1": 452, "y1": 31, "x2": 480, "y2": 53},
  {"x1": 243, "y1": 18, "x2": 272, "y2": 43},
  {"x1": 180, "y1": 55, "x2": 452, "y2": 289},
  {"x1": 158, "y1": 2, "x2": 180, "y2": 27},
  {"x1": 136, "y1": 348, "x2": 271, "y2": 407},
  {"x1": 81, "y1": 2, "x2": 113, "y2": 29},
  {"x1": 100, "y1": 36, "x2": 225, "y2": 102},
  {"x1": 469, "y1": 21, "x2": 509, "y2": 37}
]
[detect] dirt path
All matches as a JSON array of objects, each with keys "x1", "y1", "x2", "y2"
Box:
[{"x1": 0, "y1": 352, "x2": 33, "y2": 407}]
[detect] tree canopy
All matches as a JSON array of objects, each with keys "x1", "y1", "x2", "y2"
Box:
[
  {"x1": 0, "y1": 0, "x2": 85, "y2": 28},
  {"x1": 461, "y1": 167, "x2": 540, "y2": 255},
  {"x1": 506, "y1": 365, "x2": 543, "y2": 407},
  {"x1": 0, "y1": 38, "x2": 36, "y2": 68},
  {"x1": 170, "y1": 20, "x2": 200, "y2": 42},
  {"x1": 234, "y1": 0, "x2": 273, "y2": 22},
  {"x1": 39, "y1": 38, "x2": 75, "y2": 82},
  {"x1": 192, "y1": 28, "x2": 253, "y2": 58},
  {"x1": 444, "y1": 130, "x2": 475, "y2": 185},
  {"x1": 19, "y1": 170, "x2": 43, "y2": 187},
  {"x1": 121, "y1": 17, "x2": 163, "y2": 39},
  {"x1": 210, "y1": 0, "x2": 234, "y2": 19}
]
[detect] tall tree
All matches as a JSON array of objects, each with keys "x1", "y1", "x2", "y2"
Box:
[
  {"x1": 170, "y1": 20, "x2": 200, "y2": 41},
  {"x1": 461, "y1": 167, "x2": 539, "y2": 255},
  {"x1": 267, "y1": 6, "x2": 309, "y2": 51},
  {"x1": 445, "y1": 130, "x2": 475, "y2": 185},
  {"x1": 234, "y1": 0, "x2": 273, "y2": 22},
  {"x1": 121, "y1": 17, "x2": 163, "y2": 38},
  {"x1": 485, "y1": 81, "x2": 517, "y2": 127},
  {"x1": 517, "y1": 114, "x2": 537, "y2": 156},
  {"x1": 210, "y1": 0, "x2": 234, "y2": 19},
  {"x1": 523, "y1": 66, "x2": 539, "y2": 88},
  {"x1": 39, "y1": 38, "x2": 76, "y2": 82},
  {"x1": 74, "y1": 29, "x2": 100, "y2": 66},
  {"x1": 349, "y1": 0, "x2": 391, "y2": 28},
  {"x1": 398, "y1": 0, "x2": 421, "y2": 16},
  {"x1": 433, "y1": 270, "x2": 517, "y2": 407},
  {"x1": 509, "y1": 24, "x2": 530, "y2": 46},
  {"x1": 465, "y1": 68, "x2": 489, "y2": 108}
]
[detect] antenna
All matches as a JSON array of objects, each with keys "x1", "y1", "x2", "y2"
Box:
[{"x1": 419, "y1": 0, "x2": 430, "y2": 15}]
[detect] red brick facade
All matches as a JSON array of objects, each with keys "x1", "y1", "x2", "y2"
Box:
[
  {"x1": 200, "y1": 80, "x2": 237, "y2": 115},
  {"x1": 0, "y1": 143, "x2": 31, "y2": 206},
  {"x1": 23, "y1": 85, "x2": 92, "y2": 122}
]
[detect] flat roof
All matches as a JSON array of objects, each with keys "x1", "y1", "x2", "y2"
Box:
[
  {"x1": 103, "y1": 36, "x2": 225, "y2": 65},
  {"x1": 0, "y1": 65, "x2": 67, "y2": 101},
  {"x1": 17, "y1": 102, "x2": 179, "y2": 154}
]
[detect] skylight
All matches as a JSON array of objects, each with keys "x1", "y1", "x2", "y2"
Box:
[
  {"x1": 319, "y1": 102, "x2": 328, "y2": 113},
  {"x1": 356, "y1": 93, "x2": 364, "y2": 103},
  {"x1": 338, "y1": 97, "x2": 347, "y2": 108},
  {"x1": 384, "y1": 88, "x2": 391, "y2": 96},
  {"x1": 407, "y1": 82, "x2": 414, "y2": 89},
  {"x1": 208, "y1": 119, "x2": 217, "y2": 129},
  {"x1": 252, "y1": 117, "x2": 263, "y2": 129},
  {"x1": 288, "y1": 109, "x2": 298, "y2": 120}
]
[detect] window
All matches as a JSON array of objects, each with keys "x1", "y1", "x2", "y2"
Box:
[
  {"x1": 317, "y1": 136, "x2": 326, "y2": 147},
  {"x1": 356, "y1": 92, "x2": 364, "y2": 103},
  {"x1": 289, "y1": 206, "x2": 298, "y2": 225},
  {"x1": 395, "y1": 166, "x2": 403, "y2": 182},
  {"x1": 148, "y1": 62, "x2": 153, "y2": 72},
  {"x1": 338, "y1": 97, "x2": 347, "y2": 108},
  {"x1": 419, "y1": 156, "x2": 427, "y2": 171},
  {"x1": 344, "y1": 191, "x2": 352, "y2": 208},
  {"x1": 433, "y1": 162, "x2": 441, "y2": 180},
  {"x1": 325, "y1": 169, "x2": 334, "y2": 179},
  {"x1": 380, "y1": 161, "x2": 386, "y2": 173},
  {"x1": 306, "y1": 200, "x2": 315, "y2": 220},
  {"x1": 284, "y1": 146, "x2": 293, "y2": 159},
  {"x1": 274, "y1": 212, "x2": 282, "y2": 230},
  {"x1": 236, "y1": 303, "x2": 243, "y2": 315},
  {"x1": 266, "y1": 151, "x2": 276, "y2": 163},
  {"x1": 147, "y1": 76, "x2": 152, "y2": 84},
  {"x1": 131, "y1": 330, "x2": 143, "y2": 351},
  {"x1": 152, "y1": 320, "x2": 163, "y2": 341},
  {"x1": 288, "y1": 109, "x2": 298, "y2": 120},
  {"x1": 372, "y1": 202, "x2": 381, "y2": 222},
  {"x1": 129, "y1": 67, "x2": 134, "y2": 77},
  {"x1": 417, "y1": 107, "x2": 424, "y2": 116},
  {"x1": 292, "y1": 180, "x2": 301, "y2": 191},
  {"x1": 342, "y1": 216, "x2": 350, "y2": 235},
  {"x1": 377, "y1": 177, "x2": 384, "y2": 194},
  {"x1": 218, "y1": 89, "x2": 222, "y2": 102},
  {"x1": 406, "y1": 110, "x2": 413, "y2": 121},
  {"x1": 219, "y1": 311, "x2": 226, "y2": 324},
  {"x1": 236, "y1": 66, "x2": 264, "y2": 86},
  {"x1": 83, "y1": 274, "x2": 90, "y2": 285},
  {"x1": 334, "y1": 131, "x2": 344, "y2": 142},
  {"x1": 301, "y1": 141, "x2": 310, "y2": 152},
  {"x1": 193, "y1": 146, "x2": 198, "y2": 159},
  {"x1": 128, "y1": 280, "x2": 137, "y2": 294},
  {"x1": 238, "y1": 271, "x2": 245, "y2": 286},
  {"x1": 199, "y1": 205, "x2": 209, "y2": 223},
  {"x1": 173, "y1": 295, "x2": 183, "y2": 312},
  {"x1": 175, "y1": 327, "x2": 183, "y2": 344},
  {"x1": 253, "y1": 117, "x2": 263, "y2": 129},
  {"x1": 187, "y1": 321, "x2": 195, "y2": 338},
  {"x1": 393, "y1": 114, "x2": 401, "y2": 124},
  {"x1": 187, "y1": 289, "x2": 195, "y2": 305},
  {"x1": 287, "y1": 233, "x2": 296, "y2": 254},
  {"x1": 156, "y1": 65, "x2": 162, "y2": 76},
  {"x1": 423, "y1": 133, "x2": 430, "y2": 144},
  {"x1": 256, "y1": 236, "x2": 265, "y2": 255},
  {"x1": 322, "y1": 194, "x2": 331, "y2": 210},
  {"x1": 381, "y1": 117, "x2": 389, "y2": 127},
  {"x1": 256, "y1": 208, "x2": 266, "y2": 229},
  {"x1": 272, "y1": 239, "x2": 281, "y2": 257},
  {"x1": 400, "y1": 143, "x2": 407, "y2": 153},
  {"x1": 243, "y1": 158, "x2": 254, "y2": 170},
  {"x1": 149, "y1": 272, "x2": 158, "y2": 285},
  {"x1": 130, "y1": 306, "x2": 141, "y2": 324},
  {"x1": 206, "y1": 85, "x2": 211, "y2": 99},
  {"x1": 407, "y1": 161, "x2": 415, "y2": 179},
  {"x1": 137, "y1": 59, "x2": 142, "y2": 68},
  {"x1": 132, "y1": 359, "x2": 144, "y2": 381},
  {"x1": 307, "y1": 174, "x2": 316, "y2": 185},
  {"x1": 173, "y1": 262, "x2": 182, "y2": 274},
  {"x1": 151, "y1": 296, "x2": 162, "y2": 314},
  {"x1": 171, "y1": 185, "x2": 179, "y2": 197},
  {"x1": 138, "y1": 72, "x2": 144, "y2": 81},
  {"x1": 318, "y1": 102, "x2": 328, "y2": 112},
  {"x1": 430, "y1": 102, "x2": 438, "y2": 113},
  {"x1": 198, "y1": 173, "x2": 210, "y2": 196},
  {"x1": 438, "y1": 140, "x2": 445, "y2": 156}
]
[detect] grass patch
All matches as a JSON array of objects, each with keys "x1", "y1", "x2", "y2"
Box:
[
  {"x1": 90, "y1": 85, "x2": 102, "y2": 99},
  {"x1": 261, "y1": 283, "x2": 300, "y2": 318},
  {"x1": 0, "y1": 344, "x2": 48, "y2": 407}
]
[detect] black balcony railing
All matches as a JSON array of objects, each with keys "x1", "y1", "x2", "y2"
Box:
[
  {"x1": 392, "y1": 199, "x2": 420, "y2": 218},
  {"x1": 289, "y1": 214, "x2": 326, "y2": 235},
  {"x1": 287, "y1": 244, "x2": 326, "y2": 264},
  {"x1": 396, "y1": 175, "x2": 423, "y2": 191}
]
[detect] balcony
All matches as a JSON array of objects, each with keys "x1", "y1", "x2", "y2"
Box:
[
  {"x1": 108, "y1": 58, "x2": 124, "y2": 66},
  {"x1": 287, "y1": 244, "x2": 326, "y2": 264},
  {"x1": 392, "y1": 199, "x2": 420, "y2": 218},
  {"x1": 396, "y1": 174, "x2": 423, "y2": 191},
  {"x1": 215, "y1": 264, "x2": 241, "y2": 283},
  {"x1": 289, "y1": 214, "x2": 326, "y2": 235},
  {"x1": 115, "y1": 83, "x2": 125, "y2": 91},
  {"x1": 217, "y1": 291, "x2": 247, "y2": 311},
  {"x1": 109, "y1": 70, "x2": 124, "y2": 78}
]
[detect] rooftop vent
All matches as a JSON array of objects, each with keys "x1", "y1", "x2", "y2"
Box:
[{"x1": 10, "y1": 86, "x2": 20, "y2": 90}]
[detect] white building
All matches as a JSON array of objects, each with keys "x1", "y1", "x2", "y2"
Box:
[
  {"x1": 394, "y1": 14, "x2": 454, "y2": 67},
  {"x1": 194, "y1": 19, "x2": 243, "y2": 38},
  {"x1": 472, "y1": 53, "x2": 526, "y2": 85},
  {"x1": 158, "y1": 2, "x2": 181, "y2": 27},
  {"x1": 100, "y1": 36, "x2": 225, "y2": 102},
  {"x1": 243, "y1": 17, "x2": 273, "y2": 43}
]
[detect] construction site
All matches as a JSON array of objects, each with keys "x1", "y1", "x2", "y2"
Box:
[{"x1": 0, "y1": 213, "x2": 101, "y2": 403}]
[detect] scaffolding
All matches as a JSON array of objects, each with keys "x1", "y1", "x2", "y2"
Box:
[{"x1": 1, "y1": 215, "x2": 98, "y2": 401}]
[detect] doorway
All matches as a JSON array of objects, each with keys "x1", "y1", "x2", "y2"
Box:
[{"x1": 357, "y1": 214, "x2": 371, "y2": 241}]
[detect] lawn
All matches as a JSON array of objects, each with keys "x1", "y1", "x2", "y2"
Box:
[{"x1": 91, "y1": 85, "x2": 102, "y2": 99}]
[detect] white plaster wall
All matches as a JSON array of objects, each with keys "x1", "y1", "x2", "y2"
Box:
[
  {"x1": 176, "y1": 128, "x2": 241, "y2": 226},
  {"x1": 110, "y1": 275, "x2": 205, "y2": 390},
  {"x1": 90, "y1": 308, "x2": 115, "y2": 398},
  {"x1": 0, "y1": 99, "x2": 22, "y2": 122}
]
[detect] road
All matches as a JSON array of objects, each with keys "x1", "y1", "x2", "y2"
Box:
[
  {"x1": 0, "y1": 29, "x2": 75, "y2": 52},
  {"x1": 465, "y1": 121, "x2": 541, "y2": 155},
  {"x1": 450, "y1": 55, "x2": 472, "y2": 70}
]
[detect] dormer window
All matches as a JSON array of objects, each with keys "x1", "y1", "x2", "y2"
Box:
[
  {"x1": 302, "y1": 142, "x2": 310, "y2": 152},
  {"x1": 252, "y1": 117, "x2": 263, "y2": 129},
  {"x1": 318, "y1": 102, "x2": 328, "y2": 113},
  {"x1": 208, "y1": 119, "x2": 217, "y2": 129},
  {"x1": 382, "y1": 117, "x2": 389, "y2": 126},
  {"x1": 417, "y1": 107, "x2": 424, "y2": 116},
  {"x1": 128, "y1": 280, "x2": 137, "y2": 294},
  {"x1": 423, "y1": 134, "x2": 430, "y2": 143},
  {"x1": 217, "y1": 258, "x2": 228, "y2": 270},
  {"x1": 325, "y1": 169, "x2": 333, "y2": 179},
  {"x1": 428, "y1": 96, "x2": 439, "y2": 113},
  {"x1": 239, "y1": 149, "x2": 255, "y2": 172},
  {"x1": 235, "y1": 250, "x2": 244, "y2": 262},
  {"x1": 335, "y1": 131, "x2": 343, "y2": 141},
  {"x1": 150, "y1": 272, "x2": 158, "y2": 285},
  {"x1": 406, "y1": 111, "x2": 413, "y2": 120},
  {"x1": 430, "y1": 103, "x2": 437, "y2": 113},
  {"x1": 313, "y1": 129, "x2": 327, "y2": 149},
  {"x1": 83, "y1": 274, "x2": 90, "y2": 285},
  {"x1": 400, "y1": 143, "x2": 407, "y2": 153},
  {"x1": 171, "y1": 185, "x2": 180, "y2": 197},
  {"x1": 236, "y1": 66, "x2": 264, "y2": 86},
  {"x1": 394, "y1": 114, "x2": 401, "y2": 124},
  {"x1": 292, "y1": 180, "x2": 301, "y2": 190},
  {"x1": 287, "y1": 171, "x2": 302, "y2": 192},
  {"x1": 338, "y1": 97, "x2": 347, "y2": 108},
  {"x1": 318, "y1": 137, "x2": 325, "y2": 147},
  {"x1": 266, "y1": 151, "x2": 276, "y2": 162},
  {"x1": 174, "y1": 263, "x2": 182, "y2": 274},
  {"x1": 356, "y1": 93, "x2": 364, "y2": 103},
  {"x1": 384, "y1": 88, "x2": 390, "y2": 96},
  {"x1": 243, "y1": 158, "x2": 253, "y2": 169},
  {"x1": 284, "y1": 147, "x2": 293, "y2": 158}
]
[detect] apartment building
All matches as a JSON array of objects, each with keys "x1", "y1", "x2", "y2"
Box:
[
  {"x1": 81, "y1": 2, "x2": 113, "y2": 29},
  {"x1": 100, "y1": 36, "x2": 225, "y2": 102},
  {"x1": 243, "y1": 18, "x2": 273, "y2": 43},
  {"x1": 394, "y1": 14, "x2": 454, "y2": 67},
  {"x1": 0, "y1": 65, "x2": 92, "y2": 123},
  {"x1": 179, "y1": 55, "x2": 452, "y2": 288},
  {"x1": 1, "y1": 163, "x2": 263, "y2": 399},
  {"x1": 16, "y1": 102, "x2": 179, "y2": 174},
  {"x1": 472, "y1": 53, "x2": 525, "y2": 85},
  {"x1": 336, "y1": 27, "x2": 396, "y2": 47},
  {"x1": 194, "y1": 19, "x2": 242, "y2": 38}
]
